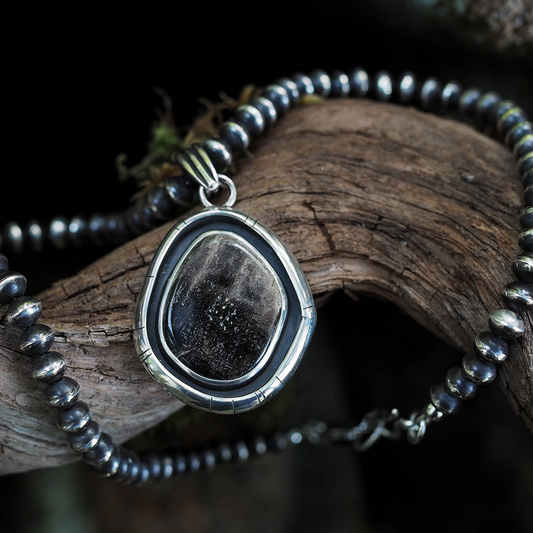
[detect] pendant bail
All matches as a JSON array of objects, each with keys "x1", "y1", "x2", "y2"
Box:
[{"x1": 176, "y1": 143, "x2": 220, "y2": 193}]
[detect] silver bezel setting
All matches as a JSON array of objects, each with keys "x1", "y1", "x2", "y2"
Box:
[{"x1": 134, "y1": 207, "x2": 316, "y2": 414}]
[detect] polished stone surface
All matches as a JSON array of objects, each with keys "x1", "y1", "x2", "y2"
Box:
[{"x1": 165, "y1": 232, "x2": 284, "y2": 381}]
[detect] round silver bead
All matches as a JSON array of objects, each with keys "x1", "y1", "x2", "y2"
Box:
[
  {"x1": 502, "y1": 281, "x2": 533, "y2": 313},
  {"x1": 202, "y1": 449, "x2": 217, "y2": 471},
  {"x1": 25, "y1": 220, "x2": 44, "y2": 253},
  {"x1": 518, "y1": 153, "x2": 533, "y2": 178},
  {"x1": 488, "y1": 308, "x2": 525, "y2": 339},
  {"x1": 49, "y1": 217, "x2": 69, "y2": 249},
  {"x1": 67, "y1": 420, "x2": 101, "y2": 453},
  {"x1": 497, "y1": 107, "x2": 529, "y2": 137},
  {"x1": 274, "y1": 77, "x2": 300, "y2": 104},
  {"x1": 248, "y1": 96, "x2": 277, "y2": 128},
  {"x1": 458, "y1": 87, "x2": 481, "y2": 118},
  {"x1": 476, "y1": 91, "x2": 502, "y2": 125},
  {"x1": 19, "y1": 324, "x2": 54, "y2": 356},
  {"x1": 6, "y1": 296, "x2": 42, "y2": 327},
  {"x1": 373, "y1": 71, "x2": 393, "y2": 101},
  {"x1": 462, "y1": 352, "x2": 497, "y2": 384},
  {"x1": 56, "y1": 401, "x2": 91, "y2": 433},
  {"x1": 83, "y1": 432, "x2": 115, "y2": 465},
  {"x1": 422, "y1": 402, "x2": 445, "y2": 421},
  {"x1": 219, "y1": 121, "x2": 249, "y2": 153},
  {"x1": 518, "y1": 228, "x2": 533, "y2": 251},
  {"x1": 261, "y1": 84, "x2": 290, "y2": 115},
  {"x1": 513, "y1": 133, "x2": 533, "y2": 160},
  {"x1": 506, "y1": 121, "x2": 533, "y2": 150},
  {"x1": 329, "y1": 70, "x2": 350, "y2": 98},
  {"x1": 398, "y1": 72, "x2": 417, "y2": 105},
  {"x1": 348, "y1": 67, "x2": 370, "y2": 97},
  {"x1": 493, "y1": 100, "x2": 518, "y2": 126},
  {"x1": 521, "y1": 206, "x2": 533, "y2": 229},
  {"x1": 68, "y1": 216, "x2": 88, "y2": 247},
  {"x1": 309, "y1": 69, "x2": 331, "y2": 97},
  {"x1": 45, "y1": 376, "x2": 80, "y2": 408},
  {"x1": 441, "y1": 81, "x2": 463, "y2": 111},
  {"x1": 523, "y1": 169, "x2": 533, "y2": 189},
  {"x1": 234, "y1": 104, "x2": 265, "y2": 138},
  {"x1": 31, "y1": 351, "x2": 66, "y2": 382},
  {"x1": 445, "y1": 366, "x2": 478, "y2": 399},
  {"x1": 203, "y1": 139, "x2": 232, "y2": 173},
  {"x1": 3, "y1": 221, "x2": 23, "y2": 254},
  {"x1": 419, "y1": 77, "x2": 442, "y2": 110},
  {"x1": 291, "y1": 72, "x2": 314, "y2": 97},
  {"x1": 474, "y1": 331, "x2": 508, "y2": 364},
  {"x1": 512, "y1": 251, "x2": 533, "y2": 283},
  {"x1": 91, "y1": 446, "x2": 122, "y2": 478},
  {"x1": 430, "y1": 382, "x2": 462, "y2": 414},
  {"x1": 0, "y1": 271, "x2": 27, "y2": 304}
]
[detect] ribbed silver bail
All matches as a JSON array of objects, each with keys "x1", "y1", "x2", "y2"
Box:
[{"x1": 176, "y1": 143, "x2": 220, "y2": 192}]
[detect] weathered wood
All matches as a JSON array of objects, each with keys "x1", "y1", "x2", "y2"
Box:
[{"x1": 1, "y1": 99, "x2": 531, "y2": 475}]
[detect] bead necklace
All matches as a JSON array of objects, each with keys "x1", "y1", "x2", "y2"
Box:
[{"x1": 1, "y1": 68, "x2": 532, "y2": 485}]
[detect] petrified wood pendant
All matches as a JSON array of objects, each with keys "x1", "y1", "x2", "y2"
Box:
[{"x1": 134, "y1": 207, "x2": 316, "y2": 414}]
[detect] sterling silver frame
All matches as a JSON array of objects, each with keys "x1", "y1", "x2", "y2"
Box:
[{"x1": 134, "y1": 206, "x2": 316, "y2": 414}]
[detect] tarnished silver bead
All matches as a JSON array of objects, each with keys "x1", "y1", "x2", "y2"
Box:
[
  {"x1": 291, "y1": 72, "x2": 314, "y2": 96},
  {"x1": 497, "y1": 107, "x2": 529, "y2": 138},
  {"x1": 445, "y1": 366, "x2": 478, "y2": 399},
  {"x1": 3, "y1": 221, "x2": 23, "y2": 254},
  {"x1": 422, "y1": 402, "x2": 445, "y2": 421},
  {"x1": 502, "y1": 281, "x2": 533, "y2": 313},
  {"x1": 261, "y1": 84, "x2": 290, "y2": 115},
  {"x1": 518, "y1": 228, "x2": 533, "y2": 251},
  {"x1": 506, "y1": 121, "x2": 533, "y2": 149},
  {"x1": 57, "y1": 401, "x2": 91, "y2": 432},
  {"x1": 67, "y1": 420, "x2": 101, "y2": 453},
  {"x1": 523, "y1": 169, "x2": 533, "y2": 189},
  {"x1": 6, "y1": 296, "x2": 42, "y2": 327},
  {"x1": 348, "y1": 67, "x2": 370, "y2": 97},
  {"x1": 203, "y1": 138, "x2": 232, "y2": 173},
  {"x1": 309, "y1": 69, "x2": 331, "y2": 97},
  {"x1": 19, "y1": 324, "x2": 54, "y2": 356},
  {"x1": 45, "y1": 376, "x2": 80, "y2": 408},
  {"x1": 474, "y1": 331, "x2": 508, "y2": 364},
  {"x1": 373, "y1": 70, "x2": 393, "y2": 101},
  {"x1": 521, "y1": 206, "x2": 533, "y2": 229},
  {"x1": 202, "y1": 449, "x2": 217, "y2": 471},
  {"x1": 493, "y1": 100, "x2": 518, "y2": 126},
  {"x1": 248, "y1": 96, "x2": 277, "y2": 128},
  {"x1": 488, "y1": 308, "x2": 525, "y2": 339},
  {"x1": 513, "y1": 133, "x2": 533, "y2": 160},
  {"x1": 329, "y1": 70, "x2": 350, "y2": 98},
  {"x1": 441, "y1": 81, "x2": 463, "y2": 111},
  {"x1": 0, "y1": 271, "x2": 27, "y2": 304},
  {"x1": 430, "y1": 382, "x2": 462, "y2": 414},
  {"x1": 274, "y1": 77, "x2": 300, "y2": 104},
  {"x1": 398, "y1": 72, "x2": 417, "y2": 105},
  {"x1": 458, "y1": 87, "x2": 481, "y2": 118},
  {"x1": 219, "y1": 121, "x2": 249, "y2": 153},
  {"x1": 25, "y1": 220, "x2": 44, "y2": 253},
  {"x1": 49, "y1": 217, "x2": 69, "y2": 249},
  {"x1": 234, "y1": 104, "x2": 265, "y2": 138},
  {"x1": 518, "y1": 153, "x2": 533, "y2": 178},
  {"x1": 83, "y1": 432, "x2": 115, "y2": 465},
  {"x1": 91, "y1": 446, "x2": 121, "y2": 478},
  {"x1": 476, "y1": 91, "x2": 502, "y2": 125},
  {"x1": 462, "y1": 352, "x2": 496, "y2": 384},
  {"x1": 31, "y1": 351, "x2": 66, "y2": 382},
  {"x1": 173, "y1": 452, "x2": 188, "y2": 474},
  {"x1": 512, "y1": 251, "x2": 533, "y2": 283},
  {"x1": 419, "y1": 77, "x2": 442, "y2": 110},
  {"x1": 68, "y1": 216, "x2": 88, "y2": 247}
]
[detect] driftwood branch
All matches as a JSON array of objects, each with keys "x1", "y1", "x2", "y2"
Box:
[{"x1": 1, "y1": 99, "x2": 531, "y2": 476}]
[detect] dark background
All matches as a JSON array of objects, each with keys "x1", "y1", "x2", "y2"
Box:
[{"x1": 2, "y1": 1, "x2": 532, "y2": 532}]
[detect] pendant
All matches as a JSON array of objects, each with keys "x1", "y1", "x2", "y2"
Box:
[{"x1": 134, "y1": 146, "x2": 316, "y2": 414}]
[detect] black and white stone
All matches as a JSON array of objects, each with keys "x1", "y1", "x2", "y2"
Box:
[{"x1": 163, "y1": 232, "x2": 286, "y2": 382}]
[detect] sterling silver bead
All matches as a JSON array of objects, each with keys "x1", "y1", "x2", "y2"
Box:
[
  {"x1": 441, "y1": 81, "x2": 463, "y2": 111},
  {"x1": 68, "y1": 216, "x2": 88, "y2": 247},
  {"x1": 373, "y1": 71, "x2": 393, "y2": 101},
  {"x1": 83, "y1": 432, "x2": 115, "y2": 465},
  {"x1": 514, "y1": 134, "x2": 533, "y2": 160},
  {"x1": 291, "y1": 72, "x2": 314, "y2": 96},
  {"x1": 248, "y1": 96, "x2": 277, "y2": 128},
  {"x1": 203, "y1": 139, "x2": 233, "y2": 172},
  {"x1": 474, "y1": 331, "x2": 508, "y2": 363},
  {"x1": 49, "y1": 217, "x2": 69, "y2": 249},
  {"x1": 219, "y1": 121, "x2": 249, "y2": 153},
  {"x1": 488, "y1": 308, "x2": 525, "y2": 339},
  {"x1": 507, "y1": 121, "x2": 533, "y2": 149},
  {"x1": 518, "y1": 228, "x2": 533, "y2": 251},
  {"x1": 476, "y1": 91, "x2": 502, "y2": 125},
  {"x1": 275, "y1": 77, "x2": 300, "y2": 104},
  {"x1": 3, "y1": 221, "x2": 23, "y2": 254},
  {"x1": 398, "y1": 72, "x2": 417, "y2": 105},
  {"x1": 502, "y1": 281, "x2": 533, "y2": 313},
  {"x1": 56, "y1": 401, "x2": 91, "y2": 433},
  {"x1": 234, "y1": 104, "x2": 265, "y2": 138},
  {"x1": 458, "y1": 88, "x2": 481, "y2": 118},
  {"x1": 521, "y1": 206, "x2": 533, "y2": 228},
  {"x1": 31, "y1": 351, "x2": 66, "y2": 382},
  {"x1": 309, "y1": 69, "x2": 331, "y2": 97},
  {"x1": 0, "y1": 271, "x2": 27, "y2": 304},
  {"x1": 419, "y1": 77, "x2": 442, "y2": 110},
  {"x1": 329, "y1": 70, "x2": 350, "y2": 97},
  {"x1": 6, "y1": 296, "x2": 42, "y2": 327},
  {"x1": 512, "y1": 251, "x2": 533, "y2": 283},
  {"x1": 348, "y1": 67, "x2": 370, "y2": 97},
  {"x1": 67, "y1": 420, "x2": 101, "y2": 453},
  {"x1": 445, "y1": 366, "x2": 478, "y2": 399},
  {"x1": 25, "y1": 220, "x2": 44, "y2": 252},
  {"x1": 518, "y1": 153, "x2": 533, "y2": 178},
  {"x1": 462, "y1": 352, "x2": 496, "y2": 384},
  {"x1": 261, "y1": 85, "x2": 290, "y2": 115},
  {"x1": 19, "y1": 324, "x2": 54, "y2": 356},
  {"x1": 90, "y1": 446, "x2": 121, "y2": 478},
  {"x1": 430, "y1": 382, "x2": 462, "y2": 414},
  {"x1": 497, "y1": 107, "x2": 529, "y2": 137},
  {"x1": 45, "y1": 377, "x2": 80, "y2": 408}
]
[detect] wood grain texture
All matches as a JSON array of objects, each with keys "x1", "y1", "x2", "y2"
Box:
[{"x1": 1, "y1": 99, "x2": 531, "y2": 475}]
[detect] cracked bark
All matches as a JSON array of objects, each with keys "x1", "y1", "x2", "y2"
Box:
[{"x1": 1, "y1": 99, "x2": 531, "y2": 476}]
